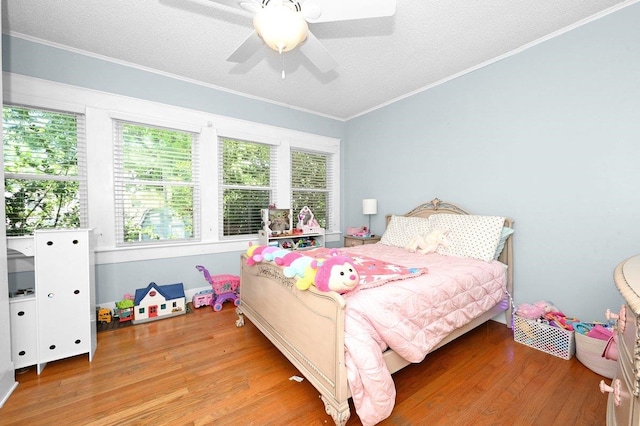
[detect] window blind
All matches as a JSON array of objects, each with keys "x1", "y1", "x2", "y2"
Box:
[
  {"x1": 113, "y1": 120, "x2": 199, "y2": 244},
  {"x1": 291, "y1": 149, "x2": 332, "y2": 230},
  {"x1": 218, "y1": 137, "x2": 276, "y2": 237},
  {"x1": 3, "y1": 105, "x2": 87, "y2": 236}
]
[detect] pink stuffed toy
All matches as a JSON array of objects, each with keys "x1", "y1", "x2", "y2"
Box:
[
  {"x1": 274, "y1": 251, "x2": 302, "y2": 267},
  {"x1": 515, "y1": 303, "x2": 544, "y2": 320},
  {"x1": 313, "y1": 251, "x2": 360, "y2": 294},
  {"x1": 533, "y1": 300, "x2": 559, "y2": 314},
  {"x1": 245, "y1": 243, "x2": 267, "y2": 266}
]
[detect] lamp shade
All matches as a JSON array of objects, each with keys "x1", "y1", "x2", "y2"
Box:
[
  {"x1": 362, "y1": 199, "x2": 378, "y2": 215},
  {"x1": 253, "y1": 3, "x2": 308, "y2": 54}
]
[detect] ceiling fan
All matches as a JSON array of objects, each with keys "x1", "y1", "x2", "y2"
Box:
[{"x1": 210, "y1": 0, "x2": 397, "y2": 74}]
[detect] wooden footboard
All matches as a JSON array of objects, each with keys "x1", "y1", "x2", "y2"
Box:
[
  {"x1": 237, "y1": 255, "x2": 511, "y2": 425},
  {"x1": 236, "y1": 257, "x2": 351, "y2": 425}
]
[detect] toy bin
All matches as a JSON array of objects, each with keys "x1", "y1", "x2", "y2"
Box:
[
  {"x1": 574, "y1": 332, "x2": 617, "y2": 379},
  {"x1": 513, "y1": 315, "x2": 575, "y2": 360}
]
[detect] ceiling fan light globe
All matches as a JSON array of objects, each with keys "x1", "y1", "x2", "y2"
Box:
[{"x1": 253, "y1": 5, "x2": 308, "y2": 53}]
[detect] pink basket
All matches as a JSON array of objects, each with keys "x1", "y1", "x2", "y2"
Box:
[{"x1": 210, "y1": 274, "x2": 240, "y2": 295}]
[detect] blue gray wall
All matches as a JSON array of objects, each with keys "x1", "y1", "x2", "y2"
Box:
[
  {"x1": 345, "y1": 3, "x2": 640, "y2": 320},
  {"x1": 5, "y1": 3, "x2": 640, "y2": 320}
]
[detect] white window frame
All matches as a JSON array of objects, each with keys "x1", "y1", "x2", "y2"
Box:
[
  {"x1": 3, "y1": 73, "x2": 341, "y2": 265},
  {"x1": 3, "y1": 104, "x2": 89, "y2": 236}
]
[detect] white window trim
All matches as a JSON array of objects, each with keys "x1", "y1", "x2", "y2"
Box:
[{"x1": 3, "y1": 72, "x2": 341, "y2": 265}]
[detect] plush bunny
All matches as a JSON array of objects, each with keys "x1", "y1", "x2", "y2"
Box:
[{"x1": 406, "y1": 229, "x2": 449, "y2": 254}]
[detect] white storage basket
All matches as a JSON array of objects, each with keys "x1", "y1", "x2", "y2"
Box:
[
  {"x1": 574, "y1": 332, "x2": 617, "y2": 379},
  {"x1": 513, "y1": 315, "x2": 575, "y2": 360}
]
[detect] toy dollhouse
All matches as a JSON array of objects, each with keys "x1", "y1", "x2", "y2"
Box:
[{"x1": 132, "y1": 282, "x2": 186, "y2": 324}]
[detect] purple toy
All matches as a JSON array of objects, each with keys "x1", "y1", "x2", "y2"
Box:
[{"x1": 195, "y1": 265, "x2": 240, "y2": 312}]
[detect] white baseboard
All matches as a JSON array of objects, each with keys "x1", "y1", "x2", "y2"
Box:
[{"x1": 0, "y1": 380, "x2": 18, "y2": 408}]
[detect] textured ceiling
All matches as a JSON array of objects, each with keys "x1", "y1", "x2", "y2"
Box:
[{"x1": 1, "y1": 0, "x2": 635, "y2": 120}]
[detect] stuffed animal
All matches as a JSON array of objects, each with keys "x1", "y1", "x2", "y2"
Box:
[
  {"x1": 296, "y1": 261, "x2": 321, "y2": 290},
  {"x1": 534, "y1": 300, "x2": 559, "y2": 314},
  {"x1": 515, "y1": 303, "x2": 545, "y2": 320},
  {"x1": 275, "y1": 251, "x2": 302, "y2": 267},
  {"x1": 245, "y1": 244, "x2": 267, "y2": 266},
  {"x1": 253, "y1": 246, "x2": 279, "y2": 263},
  {"x1": 263, "y1": 248, "x2": 290, "y2": 262},
  {"x1": 405, "y1": 229, "x2": 449, "y2": 254},
  {"x1": 312, "y1": 251, "x2": 360, "y2": 294},
  {"x1": 515, "y1": 300, "x2": 561, "y2": 321},
  {"x1": 283, "y1": 255, "x2": 315, "y2": 279}
]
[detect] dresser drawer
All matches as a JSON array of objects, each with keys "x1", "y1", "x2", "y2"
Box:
[
  {"x1": 618, "y1": 304, "x2": 640, "y2": 397},
  {"x1": 10, "y1": 297, "x2": 38, "y2": 369},
  {"x1": 611, "y1": 256, "x2": 640, "y2": 425},
  {"x1": 607, "y1": 360, "x2": 636, "y2": 426}
]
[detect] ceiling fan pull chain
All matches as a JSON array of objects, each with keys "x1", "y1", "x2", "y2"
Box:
[{"x1": 281, "y1": 53, "x2": 286, "y2": 79}]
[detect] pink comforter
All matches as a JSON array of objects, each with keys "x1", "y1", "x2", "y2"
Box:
[{"x1": 340, "y1": 244, "x2": 508, "y2": 426}]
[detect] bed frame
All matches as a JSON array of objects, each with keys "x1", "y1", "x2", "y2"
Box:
[{"x1": 235, "y1": 198, "x2": 514, "y2": 425}]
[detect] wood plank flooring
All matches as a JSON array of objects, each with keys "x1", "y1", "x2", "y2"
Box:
[{"x1": 0, "y1": 305, "x2": 608, "y2": 425}]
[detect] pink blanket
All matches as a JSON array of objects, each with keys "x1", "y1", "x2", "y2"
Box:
[
  {"x1": 340, "y1": 244, "x2": 508, "y2": 426},
  {"x1": 301, "y1": 247, "x2": 427, "y2": 289}
]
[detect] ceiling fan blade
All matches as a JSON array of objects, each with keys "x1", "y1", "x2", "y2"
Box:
[
  {"x1": 206, "y1": 0, "x2": 254, "y2": 17},
  {"x1": 227, "y1": 31, "x2": 264, "y2": 63},
  {"x1": 239, "y1": 1, "x2": 261, "y2": 13},
  {"x1": 301, "y1": 0, "x2": 396, "y2": 23},
  {"x1": 298, "y1": 31, "x2": 338, "y2": 73}
]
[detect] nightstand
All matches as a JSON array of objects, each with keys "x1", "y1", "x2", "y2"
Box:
[{"x1": 344, "y1": 235, "x2": 381, "y2": 247}]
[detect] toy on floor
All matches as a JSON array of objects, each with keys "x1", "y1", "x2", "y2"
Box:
[
  {"x1": 132, "y1": 282, "x2": 187, "y2": 324},
  {"x1": 192, "y1": 289, "x2": 215, "y2": 308},
  {"x1": 115, "y1": 293, "x2": 135, "y2": 323},
  {"x1": 195, "y1": 265, "x2": 241, "y2": 311},
  {"x1": 515, "y1": 300, "x2": 560, "y2": 320},
  {"x1": 98, "y1": 308, "x2": 112, "y2": 324}
]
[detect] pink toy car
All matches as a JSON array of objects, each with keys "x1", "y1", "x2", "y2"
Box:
[{"x1": 192, "y1": 289, "x2": 214, "y2": 308}]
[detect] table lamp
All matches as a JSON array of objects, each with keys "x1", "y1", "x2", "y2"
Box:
[{"x1": 362, "y1": 199, "x2": 378, "y2": 236}]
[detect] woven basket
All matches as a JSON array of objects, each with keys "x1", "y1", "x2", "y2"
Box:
[{"x1": 575, "y1": 332, "x2": 617, "y2": 379}]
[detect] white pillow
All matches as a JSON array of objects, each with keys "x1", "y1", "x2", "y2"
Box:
[
  {"x1": 380, "y1": 215, "x2": 433, "y2": 248},
  {"x1": 429, "y1": 214, "x2": 505, "y2": 262}
]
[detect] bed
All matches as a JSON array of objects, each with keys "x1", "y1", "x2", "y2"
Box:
[{"x1": 235, "y1": 198, "x2": 514, "y2": 425}]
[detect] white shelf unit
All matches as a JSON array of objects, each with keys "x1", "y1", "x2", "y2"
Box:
[
  {"x1": 259, "y1": 207, "x2": 325, "y2": 250},
  {"x1": 7, "y1": 229, "x2": 97, "y2": 374},
  {"x1": 258, "y1": 230, "x2": 325, "y2": 251}
]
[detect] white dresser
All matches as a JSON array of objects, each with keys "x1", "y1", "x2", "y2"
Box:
[
  {"x1": 9, "y1": 296, "x2": 37, "y2": 369},
  {"x1": 604, "y1": 255, "x2": 640, "y2": 425},
  {"x1": 8, "y1": 229, "x2": 97, "y2": 374}
]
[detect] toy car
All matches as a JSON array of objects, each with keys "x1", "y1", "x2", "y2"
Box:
[
  {"x1": 98, "y1": 308, "x2": 112, "y2": 324},
  {"x1": 192, "y1": 289, "x2": 214, "y2": 308}
]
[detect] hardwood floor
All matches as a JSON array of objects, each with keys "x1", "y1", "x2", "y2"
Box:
[{"x1": 1, "y1": 305, "x2": 607, "y2": 425}]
